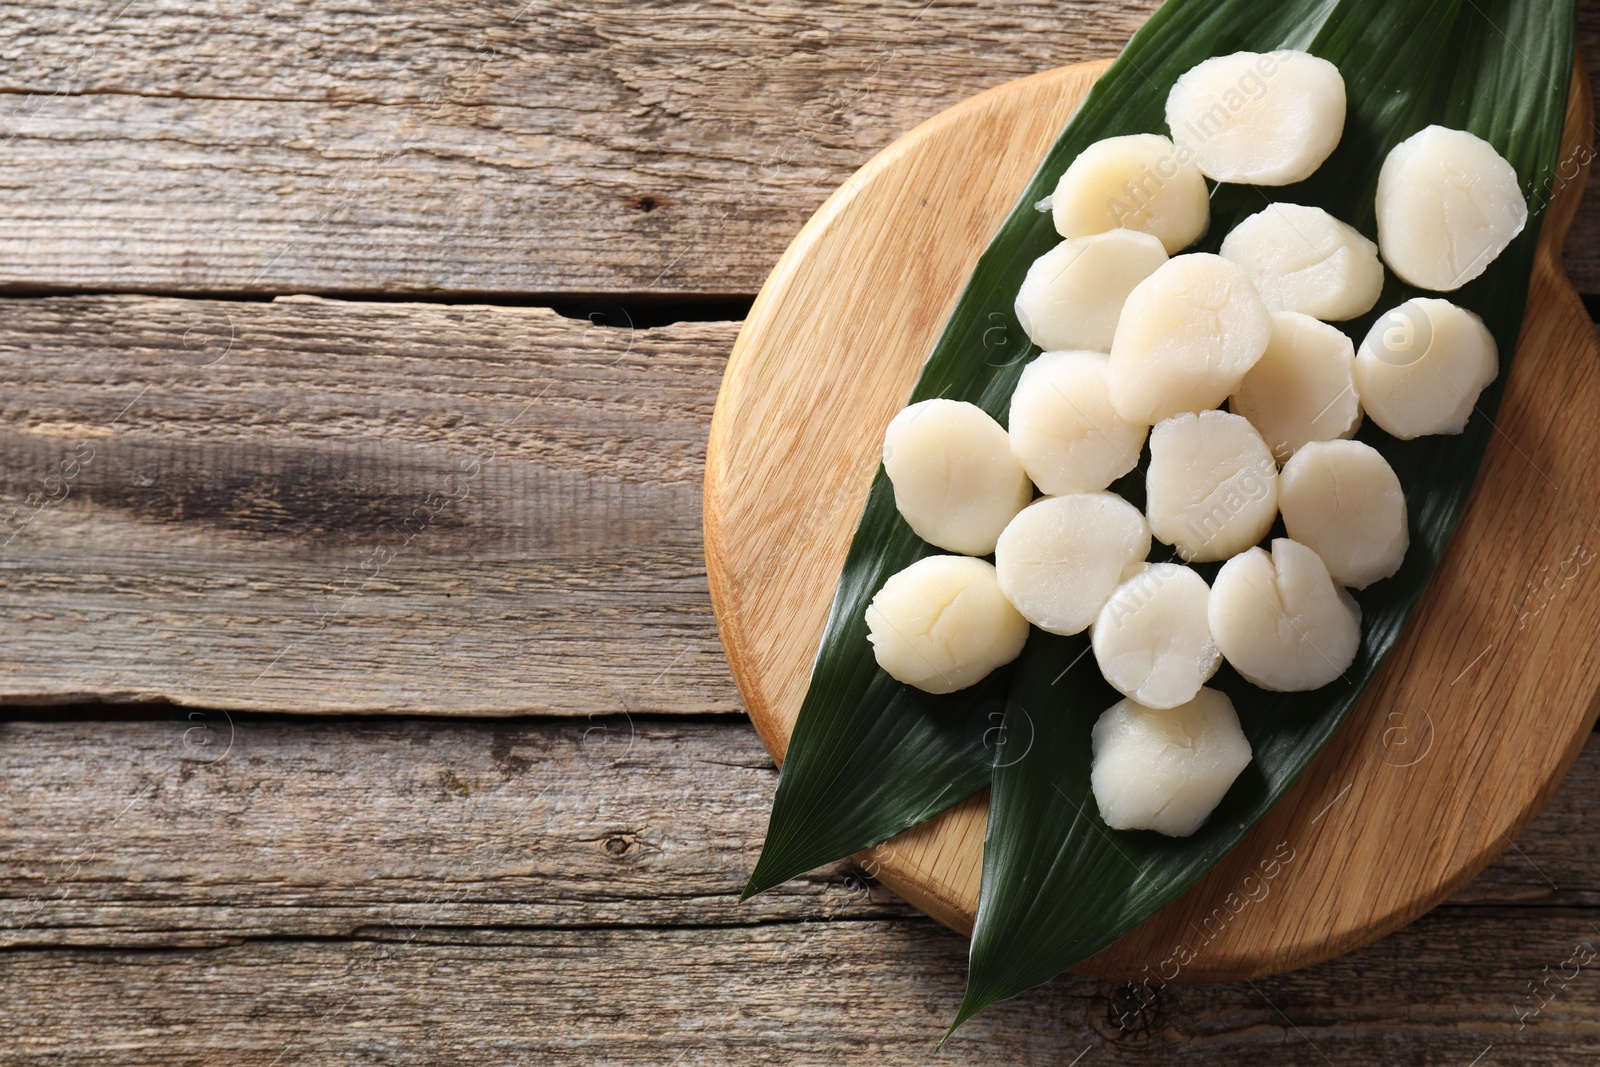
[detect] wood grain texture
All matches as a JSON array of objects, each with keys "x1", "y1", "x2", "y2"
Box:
[
  {"x1": 4, "y1": 715, "x2": 1598, "y2": 946},
  {"x1": 0, "y1": 716, "x2": 908, "y2": 947},
  {"x1": 0, "y1": 0, "x2": 1157, "y2": 298},
  {"x1": 5, "y1": 715, "x2": 1600, "y2": 1063},
  {"x1": 0, "y1": 1, "x2": 1597, "y2": 1060},
  {"x1": 3, "y1": 0, "x2": 1600, "y2": 298},
  {"x1": 9, "y1": 910, "x2": 1600, "y2": 1065},
  {"x1": 0, "y1": 295, "x2": 738, "y2": 714},
  {"x1": 704, "y1": 60, "x2": 1600, "y2": 977}
]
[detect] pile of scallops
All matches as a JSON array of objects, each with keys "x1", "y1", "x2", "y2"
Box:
[{"x1": 865, "y1": 49, "x2": 1526, "y2": 838}]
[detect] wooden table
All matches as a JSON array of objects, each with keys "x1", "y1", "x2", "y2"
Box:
[{"x1": 4, "y1": 3, "x2": 1600, "y2": 1062}]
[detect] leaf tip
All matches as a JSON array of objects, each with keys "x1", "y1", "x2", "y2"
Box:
[
  {"x1": 739, "y1": 857, "x2": 781, "y2": 902},
  {"x1": 942, "y1": 988, "x2": 995, "y2": 1046}
]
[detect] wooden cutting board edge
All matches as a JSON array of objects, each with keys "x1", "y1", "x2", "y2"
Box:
[{"x1": 704, "y1": 56, "x2": 1600, "y2": 982}]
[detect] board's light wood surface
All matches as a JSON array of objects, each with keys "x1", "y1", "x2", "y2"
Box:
[{"x1": 704, "y1": 60, "x2": 1600, "y2": 979}]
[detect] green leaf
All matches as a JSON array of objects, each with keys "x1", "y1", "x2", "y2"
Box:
[{"x1": 956, "y1": 0, "x2": 1578, "y2": 1027}]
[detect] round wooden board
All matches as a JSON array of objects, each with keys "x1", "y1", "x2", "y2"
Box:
[{"x1": 704, "y1": 58, "x2": 1600, "y2": 981}]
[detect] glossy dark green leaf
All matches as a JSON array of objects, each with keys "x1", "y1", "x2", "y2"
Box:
[{"x1": 956, "y1": 0, "x2": 1578, "y2": 1027}]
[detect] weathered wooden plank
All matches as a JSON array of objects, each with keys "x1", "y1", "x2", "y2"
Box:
[
  {"x1": 0, "y1": 295, "x2": 738, "y2": 713},
  {"x1": 4, "y1": 908, "x2": 1600, "y2": 1064},
  {"x1": 0, "y1": 0, "x2": 1156, "y2": 106},
  {"x1": 0, "y1": 1, "x2": 1597, "y2": 297},
  {"x1": 0, "y1": 0, "x2": 1155, "y2": 298},
  {"x1": 4, "y1": 716, "x2": 1598, "y2": 950},
  {"x1": 0, "y1": 715, "x2": 912, "y2": 946}
]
